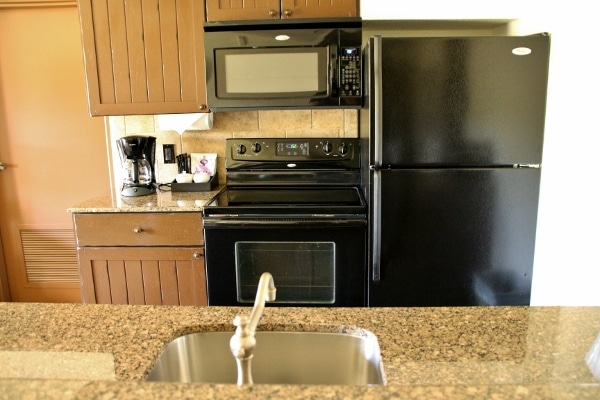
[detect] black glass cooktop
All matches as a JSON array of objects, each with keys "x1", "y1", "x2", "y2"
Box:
[
  {"x1": 203, "y1": 186, "x2": 366, "y2": 215},
  {"x1": 226, "y1": 187, "x2": 362, "y2": 205}
]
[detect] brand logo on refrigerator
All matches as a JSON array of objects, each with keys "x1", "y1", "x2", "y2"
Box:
[{"x1": 512, "y1": 47, "x2": 532, "y2": 56}]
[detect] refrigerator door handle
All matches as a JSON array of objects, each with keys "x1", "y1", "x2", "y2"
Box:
[
  {"x1": 513, "y1": 164, "x2": 541, "y2": 168},
  {"x1": 373, "y1": 36, "x2": 383, "y2": 169},
  {"x1": 371, "y1": 35, "x2": 384, "y2": 282},
  {"x1": 372, "y1": 170, "x2": 382, "y2": 282}
]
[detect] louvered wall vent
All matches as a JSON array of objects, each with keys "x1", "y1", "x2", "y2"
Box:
[{"x1": 20, "y1": 229, "x2": 79, "y2": 284}]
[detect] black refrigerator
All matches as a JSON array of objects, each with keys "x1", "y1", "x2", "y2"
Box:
[{"x1": 360, "y1": 34, "x2": 551, "y2": 306}]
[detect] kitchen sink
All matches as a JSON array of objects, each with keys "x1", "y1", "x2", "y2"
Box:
[{"x1": 146, "y1": 331, "x2": 385, "y2": 385}]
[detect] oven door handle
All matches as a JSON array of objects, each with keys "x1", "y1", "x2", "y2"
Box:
[{"x1": 203, "y1": 217, "x2": 366, "y2": 227}]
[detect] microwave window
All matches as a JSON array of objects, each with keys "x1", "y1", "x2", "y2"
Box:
[{"x1": 215, "y1": 48, "x2": 328, "y2": 98}]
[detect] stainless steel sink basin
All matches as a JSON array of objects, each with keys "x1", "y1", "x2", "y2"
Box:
[{"x1": 146, "y1": 331, "x2": 385, "y2": 385}]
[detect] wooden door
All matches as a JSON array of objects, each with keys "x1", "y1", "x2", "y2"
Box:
[
  {"x1": 0, "y1": 230, "x2": 9, "y2": 301},
  {"x1": 78, "y1": 0, "x2": 208, "y2": 116},
  {"x1": 78, "y1": 247, "x2": 207, "y2": 305},
  {"x1": 280, "y1": 0, "x2": 357, "y2": 19},
  {"x1": 0, "y1": 5, "x2": 110, "y2": 302},
  {"x1": 205, "y1": 0, "x2": 281, "y2": 21}
]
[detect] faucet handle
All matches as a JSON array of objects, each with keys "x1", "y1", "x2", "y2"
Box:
[
  {"x1": 231, "y1": 315, "x2": 256, "y2": 361},
  {"x1": 233, "y1": 315, "x2": 251, "y2": 336}
]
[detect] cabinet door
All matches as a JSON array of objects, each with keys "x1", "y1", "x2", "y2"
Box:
[
  {"x1": 78, "y1": 0, "x2": 208, "y2": 116},
  {"x1": 280, "y1": 0, "x2": 357, "y2": 19},
  {"x1": 205, "y1": 0, "x2": 281, "y2": 21},
  {"x1": 78, "y1": 247, "x2": 207, "y2": 306},
  {"x1": 206, "y1": 0, "x2": 357, "y2": 21}
]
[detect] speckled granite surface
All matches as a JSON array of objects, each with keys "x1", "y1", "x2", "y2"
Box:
[
  {"x1": 67, "y1": 187, "x2": 224, "y2": 213},
  {"x1": 1, "y1": 303, "x2": 599, "y2": 399}
]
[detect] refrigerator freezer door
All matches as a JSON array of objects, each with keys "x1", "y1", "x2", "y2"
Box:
[
  {"x1": 373, "y1": 35, "x2": 550, "y2": 167},
  {"x1": 368, "y1": 167, "x2": 540, "y2": 306}
]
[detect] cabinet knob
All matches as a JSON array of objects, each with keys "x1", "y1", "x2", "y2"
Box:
[
  {"x1": 269, "y1": 9, "x2": 277, "y2": 17},
  {"x1": 198, "y1": 104, "x2": 207, "y2": 110},
  {"x1": 283, "y1": 9, "x2": 292, "y2": 17},
  {"x1": 193, "y1": 252, "x2": 202, "y2": 259},
  {"x1": 133, "y1": 227, "x2": 144, "y2": 234}
]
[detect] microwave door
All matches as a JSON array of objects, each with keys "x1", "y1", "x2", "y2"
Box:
[{"x1": 215, "y1": 47, "x2": 329, "y2": 99}]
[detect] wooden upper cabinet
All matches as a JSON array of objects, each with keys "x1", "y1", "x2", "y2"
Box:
[
  {"x1": 77, "y1": 0, "x2": 208, "y2": 116},
  {"x1": 206, "y1": 0, "x2": 279, "y2": 21},
  {"x1": 205, "y1": 0, "x2": 357, "y2": 22},
  {"x1": 280, "y1": 0, "x2": 357, "y2": 19}
]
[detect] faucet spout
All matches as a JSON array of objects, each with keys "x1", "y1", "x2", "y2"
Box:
[
  {"x1": 247, "y1": 272, "x2": 276, "y2": 335},
  {"x1": 230, "y1": 272, "x2": 276, "y2": 385}
]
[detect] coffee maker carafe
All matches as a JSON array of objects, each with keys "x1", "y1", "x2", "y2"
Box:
[{"x1": 116, "y1": 136, "x2": 156, "y2": 197}]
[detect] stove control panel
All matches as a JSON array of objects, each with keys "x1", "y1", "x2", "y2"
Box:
[{"x1": 227, "y1": 138, "x2": 360, "y2": 169}]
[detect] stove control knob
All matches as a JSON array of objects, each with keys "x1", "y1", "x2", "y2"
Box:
[
  {"x1": 237, "y1": 144, "x2": 247, "y2": 154},
  {"x1": 251, "y1": 142, "x2": 262, "y2": 153},
  {"x1": 322, "y1": 141, "x2": 333, "y2": 154},
  {"x1": 338, "y1": 143, "x2": 349, "y2": 155}
]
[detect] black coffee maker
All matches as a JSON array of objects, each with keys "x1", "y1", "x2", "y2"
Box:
[{"x1": 116, "y1": 136, "x2": 156, "y2": 197}]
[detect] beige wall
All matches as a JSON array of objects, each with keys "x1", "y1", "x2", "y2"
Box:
[{"x1": 108, "y1": 110, "x2": 358, "y2": 195}]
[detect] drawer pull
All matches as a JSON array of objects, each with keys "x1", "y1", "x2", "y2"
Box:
[
  {"x1": 193, "y1": 252, "x2": 202, "y2": 259},
  {"x1": 133, "y1": 227, "x2": 144, "y2": 234}
]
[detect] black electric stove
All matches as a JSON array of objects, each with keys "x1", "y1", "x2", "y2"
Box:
[{"x1": 202, "y1": 138, "x2": 367, "y2": 307}]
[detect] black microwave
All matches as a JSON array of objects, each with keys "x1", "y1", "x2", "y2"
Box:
[{"x1": 203, "y1": 18, "x2": 362, "y2": 111}]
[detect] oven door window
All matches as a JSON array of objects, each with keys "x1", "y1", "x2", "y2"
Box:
[
  {"x1": 235, "y1": 242, "x2": 335, "y2": 304},
  {"x1": 215, "y1": 47, "x2": 329, "y2": 99}
]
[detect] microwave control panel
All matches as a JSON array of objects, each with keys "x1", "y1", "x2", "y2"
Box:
[{"x1": 340, "y1": 47, "x2": 361, "y2": 98}]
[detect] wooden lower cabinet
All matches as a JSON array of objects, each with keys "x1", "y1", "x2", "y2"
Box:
[
  {"x1": 73, "y1": 212, "x2": 207, "y2": 305},
  {"x1": 78, "y1": 247, "x2": 206, "y2": 305}
]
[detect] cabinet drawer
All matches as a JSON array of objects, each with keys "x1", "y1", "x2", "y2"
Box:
[{"x1": 73, "y1": 213, "x2": 203, "y2": 247}]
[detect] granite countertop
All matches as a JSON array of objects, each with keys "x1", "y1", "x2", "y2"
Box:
[
  {"x1": 1, "y1": 303, "x2": 599, "y2": 399},
  {"x1": 67, "y1": 187, "x2": 224, "y2": 213}
]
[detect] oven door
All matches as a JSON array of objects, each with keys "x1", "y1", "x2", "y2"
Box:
[{"x1": 203, "y1": 217, "x2": 366, "y2": 306}]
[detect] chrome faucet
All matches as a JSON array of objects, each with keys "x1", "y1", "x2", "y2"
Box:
[{"x1": 229, "y1": 272, "x2": 276, "y2": 386}]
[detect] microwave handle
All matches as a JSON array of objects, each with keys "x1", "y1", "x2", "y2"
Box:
[{"x1": 330, "y1": 45, "x2": 338, "y2": 97}]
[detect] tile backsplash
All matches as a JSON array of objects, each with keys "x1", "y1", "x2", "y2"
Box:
[{"x1": 108, "y1": 109, "x2": 358, "y2": 195}]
